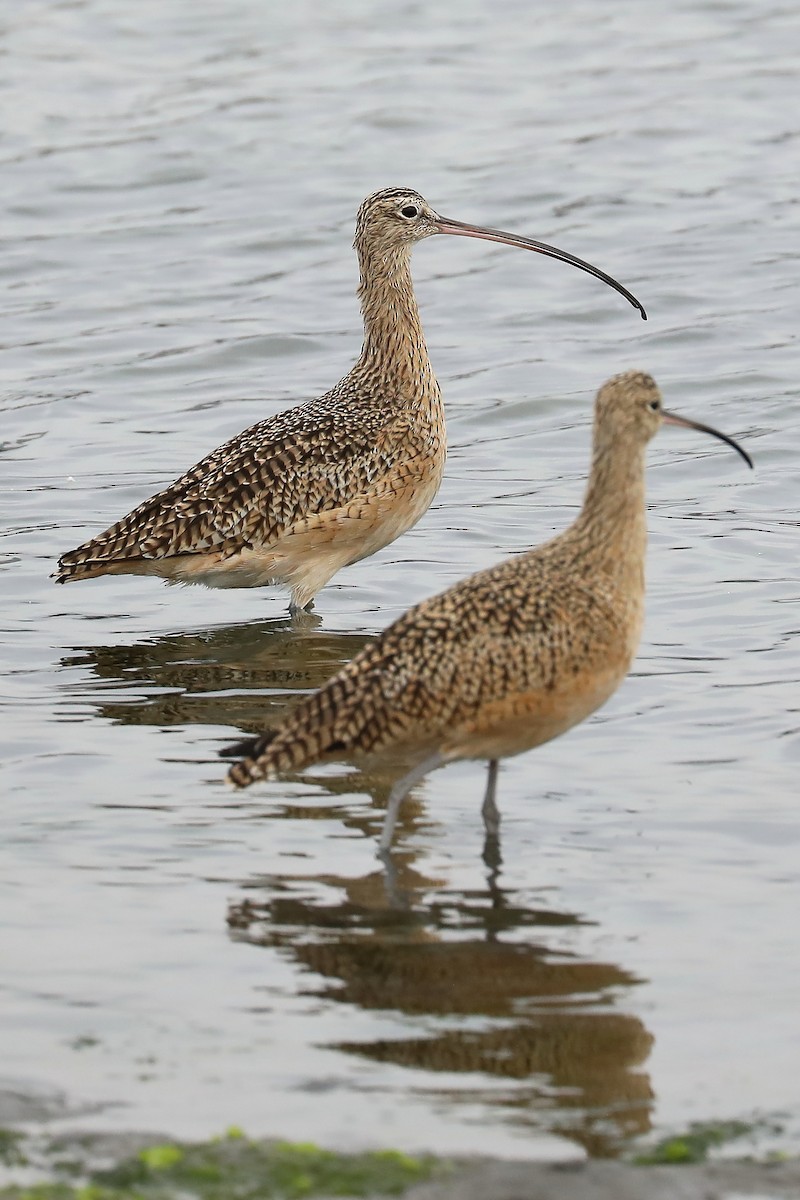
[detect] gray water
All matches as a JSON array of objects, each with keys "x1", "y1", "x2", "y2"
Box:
[{"x1": 2, "y1": 0, "x2": 799, "y2": 1163}]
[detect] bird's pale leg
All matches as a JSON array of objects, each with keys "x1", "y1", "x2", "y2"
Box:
[
  {"x1": 380, "y1": 852, "x2": 411, "y2": 911},
  {"x1": 481, "y1": 759, "x2": 500, "y2": 836},
  {"x1": 378, "y1": 753, "x2": 444, "y2": 854}
]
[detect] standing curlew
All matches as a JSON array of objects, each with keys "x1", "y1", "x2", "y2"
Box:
[
  {"x1": 55, "y1": 188, "x2": 645, "y2": 611},
  {"x1": 222, "y1": 371, "x2": 752, "y2": 851}
]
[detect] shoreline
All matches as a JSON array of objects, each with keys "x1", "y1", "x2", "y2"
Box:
[{"x1": 2, "y1": 1125, "x2": 799, "y2": 1200}]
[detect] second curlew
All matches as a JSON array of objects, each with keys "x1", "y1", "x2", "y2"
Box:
[{"x1": 222, "y1": 371, "x2": 751, "y2": 853}]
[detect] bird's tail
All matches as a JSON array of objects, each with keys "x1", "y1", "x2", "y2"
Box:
[
  {"x1": 221, "y1": 649, "x2": 397, "y2": 789},
  {"x1": 53, "y1": 550, "x2": 116, "y2": 584},
  {"x1": 219, "y1": 685, "x2": 351, "y2": 787},
  {"x1": 220, "y1": 730, "x2": 283, "y2": 788},
  {"x1": 54, "y1": 527, "x2": 145, "y2": 582}
]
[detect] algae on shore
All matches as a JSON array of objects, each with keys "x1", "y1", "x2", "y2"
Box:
[{"x1": 0, "y1": 1129, "x2": 441, "y2": 1200}]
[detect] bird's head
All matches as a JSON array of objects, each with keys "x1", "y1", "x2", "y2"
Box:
[
  {"x1": 354, "y1": 187, "x2": 647, "y2": 317},
  {"x1": 594, "y1": 370, "x2": 752, "y2": 467},
  {"x1": 354, "y1": 188, "x2": 441, "y2": 258}
]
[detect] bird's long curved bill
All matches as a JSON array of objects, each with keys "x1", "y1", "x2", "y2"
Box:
[
  {"x1": 662, "y1": 410, "x2": 753, "y2": 468},
  {"x1": 434, "y1": 215, "x2": 647, "y2": 320}
]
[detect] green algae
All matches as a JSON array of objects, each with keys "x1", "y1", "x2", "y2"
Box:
[
  {"x1": 0, "y1": 1131, "x2": 27, "y2": 1168},
  {"x1": 633, "y1": 1118, "x2": 779, "y2": 1165},
  {"x1": 0, "y1": 1130, "x2": 440, "y2": 1200}
]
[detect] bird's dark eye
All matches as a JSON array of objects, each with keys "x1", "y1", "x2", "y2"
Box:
[
  {"x1": 400, "y1": 205, "x2": 419, "y2": 219},
  {"x1": 649, "y1": 399, "x2": 660, "y2": 411}
]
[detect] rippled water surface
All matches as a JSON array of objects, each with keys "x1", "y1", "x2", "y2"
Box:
[{"x1": 2, "y1": 0, "x2": 799, "y2": 1162}]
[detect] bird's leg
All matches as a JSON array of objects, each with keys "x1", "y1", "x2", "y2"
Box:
[
  {"x1": 378, "y1": 753, "x2": 444, "y2": 854},
  {"x1": 481, "y1": 759, "x2": 500, "y2": 836},
  {"x1": 287, "y1": 606, "x2": 322, "y2": 632},
  {"x1": 481, "y1": 759, "x2": 502, "y2": 875},
  {"x1": 482, "y1": 829, "x2": 502, "y2": 875},
  {"x1": 379, "y1": 852, "x2": 411, "y2": 911}
]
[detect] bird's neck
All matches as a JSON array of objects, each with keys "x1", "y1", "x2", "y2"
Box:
[
  {"x1": 355, "y1": 245, "x2": 436, "y2": 401},
  {"x1": 568, "y1": 430, "x2": 648, "y2": 585}
]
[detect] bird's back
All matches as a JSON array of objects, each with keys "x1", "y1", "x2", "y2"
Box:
[
  {"x1": 227, "y1": 529, "x2": 644, "y2": 785},
  {"x1": 55, "y1": 378, "x2": 446, "y2": 606}
]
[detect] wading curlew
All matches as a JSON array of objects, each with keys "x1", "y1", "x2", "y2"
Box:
[
  {"x1": 55, "y1": 188, "x2": 645, "y2": 611},
  {"x1": 222, "y1": 371, "x2": 751, "y2": 851}
]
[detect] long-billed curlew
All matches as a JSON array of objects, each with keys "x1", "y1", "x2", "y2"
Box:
[
  {"x1": 222, "y1": 371, "x2": 752, "y2": 851},
  {"x1": 55, "y1": 188, "x2": 646, "y2": 611}
]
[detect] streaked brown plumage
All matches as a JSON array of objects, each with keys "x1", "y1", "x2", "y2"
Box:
[
  {"x1": 54, "y1": 187, "x2": 645, "y2": 611},
  {"x1": 222, "y1": 371, "x2": 752, "y2": 850}
]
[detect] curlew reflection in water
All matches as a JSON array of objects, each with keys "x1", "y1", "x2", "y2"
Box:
[
  {"x1": 61, "y1": 614, "x2": 654, "y2": 1155},
  {"x1": 59, "y1": 614, "x2": 372, "y2": 733},
  {"x1": 58, "y1": 615, "x2": 491, "y2": 848},
  {"x1": 58, "y1": 615, "x2": 452, "y2": 849},
  {"x1": 229, "y1": 855, "x2": 654, "y2": 1159}
]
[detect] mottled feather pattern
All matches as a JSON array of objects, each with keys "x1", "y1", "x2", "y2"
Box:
[
  {"x1": 56, "y1": 385, "x2": 441, "y2": 576},
  {"x1": 227, "y1": 530, "x2": 642, "y2": 787}
]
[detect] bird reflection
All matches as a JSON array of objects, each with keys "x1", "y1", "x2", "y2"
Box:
[
  {"x1": 59, "y1": 613, "x2": 372, "y2": 732},
  {"x1": 62, "y1": 614, "x2": 655, "y2": 1156},
  {"x1": 57, "y1": 614, "x2": 499, "y2": 848},
  {"x1": 228, "y1": 857, "x2": 654, "y2": 1158}
]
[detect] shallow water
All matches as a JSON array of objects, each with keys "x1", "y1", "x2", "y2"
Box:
[{"x1": 2, "y1": 0, "x2": 799, "y2": 1163}]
